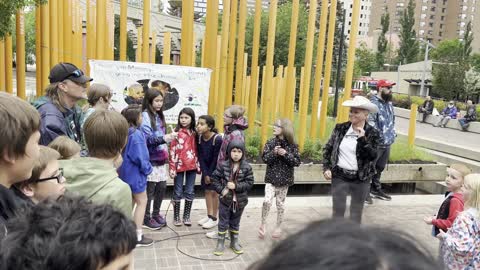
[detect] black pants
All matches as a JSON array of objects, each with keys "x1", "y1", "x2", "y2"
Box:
[
  {"x1": 422, "y1": 112, "x2": 431, "y2": 122},
  {"x1": 218, "y1": 201, "x2": 244, "y2": 232},
  {"x1": 146, "y1": 181, "x2": 167, "y2": 217},
  {"x1": 371, "y1": 146, "x2": 390, "y2": 192},
  {"x1": 331, "y1": 173, "x2": 370, "y2": 223}
]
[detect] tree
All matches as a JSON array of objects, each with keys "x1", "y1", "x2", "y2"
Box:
[
  {"x1": 114, "y1": 15, "x2": 135, "y2": 61},
  {"x1": 0, "y1": 0, "x2": 46, "y2": 39},
  {"x1": 397, "y1": 0, "x2": 418, "y2": 64},
  {"x1": 11, "y1": 10, "x2": 36, "y2": 67},
  {"x1": 464, "y1": 68, "x2": 480, "y2": 100},
  {"x1": 376, "y1": 9, "x2": 389, "y2": 68},
  {"x1": 353, "y1": 43, "x2": 377, "y2": 78},
  {"x1": 462, "y1": 21, "x2": 473, "y2": 60}
]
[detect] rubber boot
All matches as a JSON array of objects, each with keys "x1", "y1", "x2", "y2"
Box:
[
  {"x1": 183, "y1": 200, "x2": 193, "y2": 226},
  {"x1": 229, "y1": 230, "x2": 243, "y2": 254},
  {"x1": 173, "y1": 201, "x2": 182, "y2": 226},
  {"x1": 213, "y1": 231, "x2": 227, "y2": 256}
]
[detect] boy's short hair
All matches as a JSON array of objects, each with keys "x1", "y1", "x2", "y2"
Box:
[
  {"x1": 87, "y1": 83, "x2": 112, "y2": 106},
  {"x1": 0, "y1": 92, "x2": 40, "y2": 159},
  {"x1": 15, "y1": 146, "x2": 61, "y2": 186},
  {"x1": 449, "y1": 164, "x2": 471, "y2": 178},
  {"x1": 0, "y1": 196, "x2": 137, "y2": 270},
  {"x1": 48, "y1": 136, "x2": 81, "y2": 159},
  {"x1": 226, "y1": 105, "x2": 246, "y2": 119},
  {"x1": 84, "y1": 110, "x2": 129, "y2": 159}
]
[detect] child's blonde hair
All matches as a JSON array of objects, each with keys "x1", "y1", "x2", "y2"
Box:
[
  {"x1": 464, "y1": 174, "x2": 480, "y2": 215},
  {"x1": 449, "y1": 164, "x2": 472, "y2": 179},
  {"x1": 276, "y1": 118, "x2": 296, "y2": 145},
  {"x1": 48, "y1": 136, "x2": 81, "y2": 160},
  {"x1": 87, "y1": 83, "x2": 112, "y2": 106}
]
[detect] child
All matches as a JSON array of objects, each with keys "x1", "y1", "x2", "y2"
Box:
[
  {"x1": 81, "y1": 83, "x2": 113, "y2": 128},
  {"x1": 48, "y1": 136, "x2": 81, "y2": 159},
  {"x1": 206, "y1": 105, "x2": 248, "y2": 238},
  {"x1": 196, "y1": 115, "x2": 223, "y2": 229},
  {"x1": 119, "y1": 104, "x2": 154, "y2": 247},
  {"x1": 169, "y1": 107, "x2": 201, "y2": 226},
  {"x1": 259, "y1": 118, "x2": 301, "y2": 239},
  {"x1": 424, "y1": 164, "x2": 471, "y2": 237},
  {"x1": 437, "y1": 173, "x2": 480, "y2": 269},
  {"x1": 141, "y1": 89, "x2": 177, "y2": 229},
  {"x1": 0, "y1": 92, "x2": 41, "y2": 230},
  {"x1": 60, "y1": 110, "x2": 133, "y2": 217},
  {"x1": 13, "y1": 146, "x2": 65, "y2": 205},
  {"x1": 211, "y1": 140, "x2": 254, "y2": 255}
]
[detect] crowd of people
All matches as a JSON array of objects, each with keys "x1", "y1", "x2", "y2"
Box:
[
  {"x1": 0, "y1": 63, "x2": 479, "y2": 270},
  {"x1": 418, "y1": 97, "x2": 477, "y2": 131}
]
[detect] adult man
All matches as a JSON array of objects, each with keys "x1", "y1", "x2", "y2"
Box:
[
  {"x1": 367, "y1": 80, "x2": 396, "y2": 203},
  {"x1": 458, "y1": 100, "x2": 477, "y2": 131},
  {"x1": 419, "y1": 96, "x2": 435, "y2": 123},
  {"x1": 33, "y1": 62, "x2": 93, "y2": 146}
]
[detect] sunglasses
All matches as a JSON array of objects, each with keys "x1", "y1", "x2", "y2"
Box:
[
  {"x1": 36, "y1": 170, "x2": 64, "y2": 184},
  {"x1": 223, "y1": 113, "x2": 233, "y2": 118}
]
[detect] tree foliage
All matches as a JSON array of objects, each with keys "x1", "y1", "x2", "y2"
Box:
[
  {"x1": 376, "y1": 9, "x2": 389, "y2": 68},
  {"x1": 114, "y1": 15, "x2": 136, "y2": 61},
  {"x1": 354, "y1": 43, "x2": 377, "y2": 77},
  {"x1": 397, "y1": 0, "x2": 418, "y2": 64},
  {"x1": 0, "y1": 0, "x2": 45, "y2": 39},
  {"x1": 462, "y1": 21, "x2": 473, "y2": 60},
  {"x1": 464, "y1": 68, "x2": 480, "y2": 97}
]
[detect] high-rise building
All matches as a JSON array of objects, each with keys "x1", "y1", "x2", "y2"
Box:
[
  {"x1": 342, "y1": 0, "x2": 372, "y2": 42},
  {"x1": 368, "y1": 0, "x2": 480, "y2": 51}
]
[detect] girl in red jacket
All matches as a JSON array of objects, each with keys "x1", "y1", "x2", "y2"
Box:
[{"x1": 170, "y1": 107, "x2": 200, "y2": 226}]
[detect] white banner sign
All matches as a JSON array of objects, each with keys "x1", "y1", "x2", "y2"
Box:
[{"x1": 89, "y1": 60, "x2": 212, "y2": 124}]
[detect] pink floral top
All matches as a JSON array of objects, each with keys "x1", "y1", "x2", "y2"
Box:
[{"x1": 440, "y1": 208, "x2": 480, "y2": 270}]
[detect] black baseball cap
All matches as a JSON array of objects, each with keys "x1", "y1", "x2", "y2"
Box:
[{"x1": 48, "y1": 62, "x2": 93, "y2": 84}]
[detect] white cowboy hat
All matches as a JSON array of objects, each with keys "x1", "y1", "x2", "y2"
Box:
[{"x1": 342, "y1": 95, "x2": 378, "y2": 113}]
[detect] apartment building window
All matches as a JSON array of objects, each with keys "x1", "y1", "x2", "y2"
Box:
[
  {"x1": 420, "y1": 22, "x2": 426, "y2": 27},
  {"x1": 422, "y1": 5, "x2": 427, "y2": 11},
  {"x1": 428, "y1": 30, "x2": 433, "y2": 35},
  {"x1": 419, "y1": 30, "x2": 425, "y2": 35},
  {"x1": 421, "y1": 14, "x2": 427, "y2": 19},
  {"x1": 441, "y1": 16, "x2": 445, "y2": 20},
  {"x1": 431, "y1": 7, "x2": 436, "y2": 12},
  {"x1": 439, "y1": 31, "x2": 443, "y2": 37},
  {"x1": 430, "y1": 15, "x2": 435, "y2": 19},
  {"x1": 440, "y1": 24, "x2": 443, "y2": 29},
  {"x1": 442, "y1": 8, "x2": 446, "y2": 12},
  {"x1": 429, "y1": 22, "x2": 434, "y2": 27}
]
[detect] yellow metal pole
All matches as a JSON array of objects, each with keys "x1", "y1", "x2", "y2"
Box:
[
  {"x1": 248, "y1": 0, "x2": 263, "y2": 135},
  {"x1": 58, "y1": 0, "x2": 64, "y2": 62},
  {"x1": 151, "y1": 32, "x2": 157, "y2": 63},
  {"x1": 49, "y1": 0, "x2": 58, "y2": 67},
  {"x1": 340, "y1": 0, "x2": 361, "y2": 122},
  {"x1": 260, "y1": 66, "x2": 266, "y2": 111},
  {"x1": 136, "y1": 26, "x2": 142, "y2": 62},
  {"x1": 213, "y1": 35, "x2": 222, "y2": 114},
  {"x1": 71, "y1": 0, "x2": 79, "y2": 66},
  {"x1": 163, "y1": 32, "x2": 171, "y2": 64},
  {"x1": 217, "y1": 0, "x2": 231, "y2": 132},
  {"x1": 298, "y1": 0, "x2": 317, "y2": 150},
  {"x1": 261, "y1": 0, "x2": 278, "y2": 148},
  {"x1": 96, "y1": 0, "x2": 106, "y2": 60},
  {"x1": 285, "y1": 0, "x2": 299, "y2": 120},
  {"x1": 192, "y1": 32, "x2": 196, "y2": 66},
  {"x1": 408, "y1": 104, "x2": 418, "y2": 148},
  {"x1": 205, "y1": 0, "x2": 219, "y2": 114},
  {"x1": 244, "y1": 75, "x2": 251, "y2": 107},
  {"x1": 16, "y1": 11, "x2": 26, "y2": 100},
  {"x1": 120, "y1": 0, "x2": 128, "y2": 61},
  {"x1": 201, "y1": 37, "x2": 205, "y2": 67},
  {"x1": 108, "y1": 0, "x2": 115, "y2": 61},
  {"x1": 35, "y1": 7, "x2": 42, "y2": 95},
  {"x1": 0, "y1": 40, "x2": 5, "y2": 92},
  {"x1": 241, "y1": 52, "x2": 248, "y2": 105},
  {"x1": 142, "y1": 0, "x2": 151, "y2": 63},
  {"x1": 181, "y1": 0, "x2": 194, "y2": 66},
  {"x1": 87, "y1": 0, "x2": 96, "y2": 74},
  {"x1": 41, "y1": 2, "x2": 50, "y2": 89},
  {"x1": 63, "y1": 0, "x2": 72, "y2": 62},
  {"x1": 319, "y1": 0, "x2": 338, "y2": 136},
  {"x1": 311, "y1": 0, "x2": 329, "y2": 139},
  {"x1": 234, "y1": 0, "x2": 247, "y2": 105},
  {"x1": 5, "y1": 35, "x2": 13, "y2": 94},
  {"x1": 226, "y1": 0, "x2": 238, "y2": 106},
  {"x1": 298, "y1": 66, "x2": 305, "y2": 136}
]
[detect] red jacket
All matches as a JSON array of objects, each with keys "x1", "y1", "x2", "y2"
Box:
[
  {"x1": 432, "y1": 192, "x2": 464, "y2": 232},
  {"x1": 169, "y1": 128, "x2": 200, "y2": 174}
]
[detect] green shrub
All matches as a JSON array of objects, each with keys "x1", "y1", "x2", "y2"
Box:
[
  {"x1": 392, "y1": 93, "x2": 411, "y2": 109},
  {"x1": 246, "y1": 145, "x2": 260, "y2": 161},
  {"x1": 389, "y1": 137, "x2": 434, "y2": 162},
  {"x1": 301, "y1": 139, "x2": 323, "y2": 162},
  {"x1": 246, "y1": 134, "x2": 262, "y2": 149}
]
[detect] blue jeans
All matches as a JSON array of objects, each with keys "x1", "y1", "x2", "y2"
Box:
[
  {"x1": 458, "y1": 118, "x2": 470, "y2": 130},
  {"x1": 173, "y1": 170, "x2": 197, "y2": 201}
]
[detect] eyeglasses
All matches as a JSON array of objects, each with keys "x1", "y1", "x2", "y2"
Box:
[
  {"x1": 61, "y1": 69, "x2": 84, "y2": 82},
  {"x1": 36, "y1": 170, "x2": 64, "y2": 184}
]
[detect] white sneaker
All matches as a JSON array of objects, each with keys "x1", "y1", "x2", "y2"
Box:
[
  {"x1": 202, "y1": 218, "x2": 218, "y2": 229},
  {"x1": 205, "y1": 230, "x2": 218, "y2": 239},
  {"x1": 198, "y1": 216, "x2": 210, "y2": 226}
]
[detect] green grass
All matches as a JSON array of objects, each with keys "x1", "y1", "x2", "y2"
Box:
[{"x1": 388, "y1": 137, "x2": 434, "y2": 162}]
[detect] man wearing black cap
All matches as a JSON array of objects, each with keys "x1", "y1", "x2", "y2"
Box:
[{"x1": 33, "y1": 63, "x2": 93, "y2": 146}]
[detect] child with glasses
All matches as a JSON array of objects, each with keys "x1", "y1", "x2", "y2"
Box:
[
  {"x1": 13, "y1": 146, "x2": 66, "y2": 205},
  {"x1": 259, "y1": 118, "x2": 301, "y2": 239}
]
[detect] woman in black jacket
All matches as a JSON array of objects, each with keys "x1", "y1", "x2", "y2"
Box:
[
  {"x1": 259, "y1": 118, "x2": 301, "y2": 239},
  {"x1": 323, "y1": 96, "x2": 381, "y2": 223}
]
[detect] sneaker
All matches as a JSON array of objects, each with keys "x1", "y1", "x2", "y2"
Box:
[
  {"x1": 371, "y1": 190, "x2": 392, "y2": 201},
  {"x1": 143, "y1": 218, "x2": 163, "y2": 230},
  {"x1": 202, "y1": 218, "x2": 218, "y2": 229},
  {"x1": 365, "y1": 194, "x2": 373, "y2": 205},
  {"x1": 152, "y1": 215, "x2": 167, "y2": 227},
  {"x1": 198, "y1": 216, "x2": 210, "y2": 226},
  {"x1": 137, "y1": 236, "x2": 154, "y2": 247}
]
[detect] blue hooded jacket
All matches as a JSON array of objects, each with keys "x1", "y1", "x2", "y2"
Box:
[{"x1": 368, "y1": 95, "x2": 396, "y2": 146}]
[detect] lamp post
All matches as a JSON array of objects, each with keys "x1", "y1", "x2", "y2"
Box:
[{"x1": 414, "y1": 38, "x2": 436, "y2": 96}]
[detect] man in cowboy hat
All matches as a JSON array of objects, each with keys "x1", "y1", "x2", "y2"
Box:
[{"x1": 367, "y1": 80, "x2": 396, "y2": 203}]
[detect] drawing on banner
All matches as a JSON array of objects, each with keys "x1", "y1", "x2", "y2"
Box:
[{"x1": 89, "y1": 60, "x2": 212, "y2": 124}]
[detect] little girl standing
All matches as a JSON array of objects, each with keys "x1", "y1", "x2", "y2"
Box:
[
  {"x1": 259, "y1": 118, "x2": 301, "y2": 239},
  {"x1": 437, "y1": 173, "x2": 480, "y2": 269},
  {"x1": 169, "y1": 107, "x2": 200, "y2": 226},
  {"x1": 196, "y1": 115, "x2": 223, "y2": 229},
  {"x1": 141, "y1": 89, "x2": 177, "y2": 230}
]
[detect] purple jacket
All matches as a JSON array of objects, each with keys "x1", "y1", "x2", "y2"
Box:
[
  {"x1": 442, "y1": 106, "x2": 458, "y2": 119},
  {"x1": 140, "y1": 111, "x2": 169, "y2": 165},
  {"x1": 216, "y1": 116, "x2": 248, "y2": 168}
]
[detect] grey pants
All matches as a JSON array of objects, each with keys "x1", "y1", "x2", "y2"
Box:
[
  {"x1": 434, "y1": 115, "x2": 451, "y2": 127},
  {"x1": 371, "y1": 146, "x2": 390, "y2": 192},
  {"x1": 331, "y1": 173, "x2": 370, "y2": 223}
]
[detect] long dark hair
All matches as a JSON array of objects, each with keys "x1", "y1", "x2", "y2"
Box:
[
  {"x1": 175, "y1": 107, "x2": 196, "y2": 132},
  {"x1": 198, "y1": 115, "x2": 218, "y2": 133},
  {"x1": 142, "y1": 88, "x2": 165, "y2": 131},
  {"x1": 121, "y1": 104, "x2": 142, "y2": 128}
]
